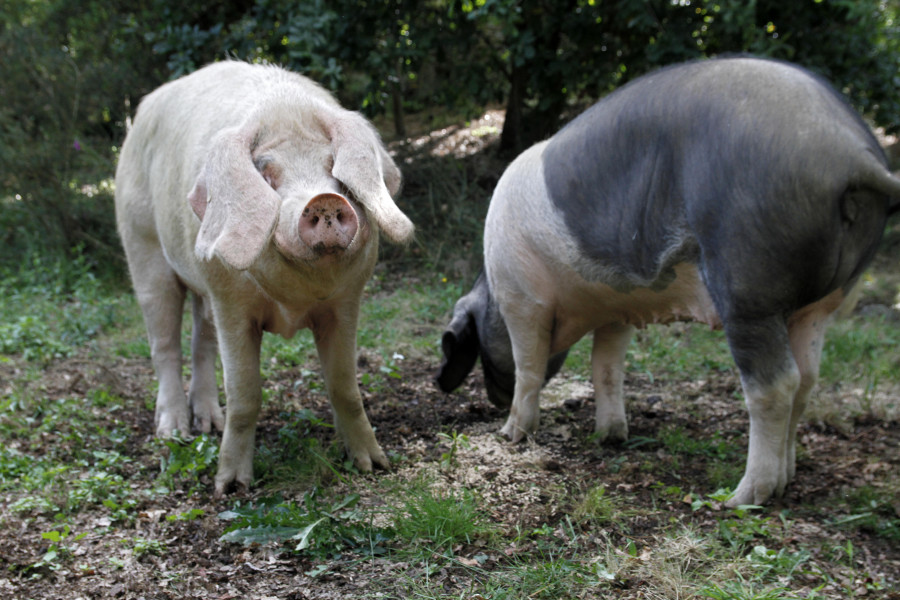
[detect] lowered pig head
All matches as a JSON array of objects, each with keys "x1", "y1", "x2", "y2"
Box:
[{"x1": 436, "y1": 272, "x2": 568, "y2": 408}]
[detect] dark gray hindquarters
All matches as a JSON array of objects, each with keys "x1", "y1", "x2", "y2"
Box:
[{"x1": 542, "y1": 58, "x2": 890, "y2": 380}]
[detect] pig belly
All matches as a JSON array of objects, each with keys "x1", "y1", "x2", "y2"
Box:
[{"x1": 549, "y1": 262, "x2": 722, "y2": 353}]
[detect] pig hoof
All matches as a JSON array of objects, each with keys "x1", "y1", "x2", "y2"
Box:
[
  {"x1": 191, "y1": 403, "x2": 225, "y2": 433},
  {"x1": 499, "y1": 421, "x2": 527, "y2": 444},
  {"x1": 594, "y1": 420, "x2": 628, "y2": 444},
  {"x1": 155, "y1": 410, "x2": 191, "y2": 438},
  {"x1": 726, "y1": 476, "x2": 781, "y2": 508},
  {"x1": 350, "y1": 445, "x2": 390, "y2": 472},
  {"x1": 214, "y1": 477, "x2": 250, "y2": 498},
  {"x1": 214, "y1": 469, "x2": 252, "y2": 497}
]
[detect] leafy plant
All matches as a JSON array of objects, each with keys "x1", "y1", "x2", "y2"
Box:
[
  {"x1": 716, "y1": 507, "x2": 779, "y2": 553},
  {"x1": 30, "y1": 525, "x2": 88, "y2": 574},
  {"x1": 252, "y1": 409, "x2": 343, "y2": 490},
  {"x1": 746, "y1": 545, "x2": 811, "y2": 581},
  {"x1": 219, "y1": 491, "x2": 389, "y2": 560},
  {"x1": 437, "y1": 430, "x2": 471, "y2": 470},
  {"x1": 156, "y1": 433, "x2": 219, "y2": 493},
  {"x1": 131, "y1": 537, "x2": 166, "y2": 559}
]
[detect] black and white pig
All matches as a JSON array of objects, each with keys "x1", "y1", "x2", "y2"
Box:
[
  {"x1": 437, "y1": 57, "x2": 900, "y2": 507},
  {"x1": 115, "y1": 61, "x2": 414, "y2": 494}
]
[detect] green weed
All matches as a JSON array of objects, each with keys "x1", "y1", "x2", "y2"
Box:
[
  {"x1": 29, "y1": 525, "x2": 88, "y2": 575},
  {"x1": 219, "y1": 490, "x2": 389, "y2": 561},
  {"x1": 489, "y1": 554, "x2": 597, "y2": 600},
  {"x1": 130, "y1": 537, "x2": 166, "y2": 558},
  {"x1": 156, "y1": 433, "x2": 218, "y2": 493},
  {"x1": 252, "y1": 409, "x2": 344, "y2": 490},
  {"x1": 702, "y1": 579, "x2": 796, "y2": 600},
  {"x1": 572, "y1": 485, "x2": 631, "y2": 527},
  {"x1": 437, "y1": 429, "x2": 471, "y2": 470},
  {"x1": 746, "y1": 544, "x2": 811, "y2": 581}
]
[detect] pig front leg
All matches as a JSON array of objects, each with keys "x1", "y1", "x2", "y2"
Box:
[
  {"x1": 129, "y1": 249, "x2": 192, "y2": 438},
  {"x1": 312, "y1": 305, "x2": 389, "y2": 472},
  {"x1": 592, "y1": 323, "x2": 634, "y2": 443},
  {"x1": 214, "y1": 309, "x2": 264, "y2": 494},
  {"x1": 498, "y1": 309, "x2": 553, "y2": 443}
]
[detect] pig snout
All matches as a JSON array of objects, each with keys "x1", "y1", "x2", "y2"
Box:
[{"x1": 299, "y1": 193, "x2": 359, "y2": 253}]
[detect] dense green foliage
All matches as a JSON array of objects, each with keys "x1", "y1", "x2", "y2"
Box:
[{"x1": 2, "y1": 0, "x2": 900, "y2": 275}]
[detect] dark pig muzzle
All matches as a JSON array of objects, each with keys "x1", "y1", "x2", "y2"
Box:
[{"x1": 299, "y1": 193, "x2": 359, "y2": 253}]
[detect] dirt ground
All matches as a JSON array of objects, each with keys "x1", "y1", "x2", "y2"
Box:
[{"x1": 1, "y1": 343, "x2": 899, "y2": 599}]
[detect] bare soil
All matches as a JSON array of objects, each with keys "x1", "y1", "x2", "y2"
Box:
[{"x1": 1, "y1": 345, "x2": 899, "y2": 599}]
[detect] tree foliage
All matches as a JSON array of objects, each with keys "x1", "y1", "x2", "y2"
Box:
[{"x1": 1, "y1": 0, "x2": 899, "y2": 270}]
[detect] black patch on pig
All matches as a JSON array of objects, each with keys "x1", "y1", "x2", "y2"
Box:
[{"x1": 541, "y1": 57, "x2": 890, "y2": 381}]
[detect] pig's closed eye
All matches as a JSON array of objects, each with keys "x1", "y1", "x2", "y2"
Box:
[{"x1": 254, "y1": 156, "x2": 281, "y2": 190}]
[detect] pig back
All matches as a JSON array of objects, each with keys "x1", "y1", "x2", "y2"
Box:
[{"x1": 541, "y1": 57, "x2": 891, "y2": 316}]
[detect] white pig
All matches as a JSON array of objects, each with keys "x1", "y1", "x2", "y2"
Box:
[{"x1": 115, "y1": 61, "x2": 413, "y2": 494}]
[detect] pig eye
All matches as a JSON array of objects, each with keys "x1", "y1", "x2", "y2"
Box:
[{"x1": 254, "y1": 156, "x2": 281, "y2": 190}]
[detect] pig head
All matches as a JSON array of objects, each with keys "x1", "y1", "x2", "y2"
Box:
[
  {"x1": 115, "y1": 61, "x2": 413, "y2": 494},
  {"x1": 438, "y1": 57, "x2": 900, "y2": 507},
  {"x1": 437, "y1": 272, "x2": 568, "y2": 409}
]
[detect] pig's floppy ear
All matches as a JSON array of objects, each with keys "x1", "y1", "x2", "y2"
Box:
[
  {"x1": 188, "y1": 126, "x2": 280, "y2": 270},
  {"x1": 324, "y1": 112, "x2": 414, "y2": 244},
  {"x1": 435, "y1": 301, "x2": 480, "y2": 393}
]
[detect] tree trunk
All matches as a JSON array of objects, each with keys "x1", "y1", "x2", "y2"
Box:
[
  {"x1": 500, "y1": 65, "x2": 525, "y2": 155},
  {"x1": 391, "y1": 59, "x2": 406, "y2": 139}
]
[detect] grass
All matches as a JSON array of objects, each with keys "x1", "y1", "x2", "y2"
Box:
[{"x1": 389, "y1": 475, "x2": 495, "y2": 551}]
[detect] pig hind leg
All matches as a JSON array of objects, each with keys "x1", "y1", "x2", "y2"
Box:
[
  {"x1": 592, "y1": 323, "x2": 635, "y2": 443},
  {"x1": 188, "y1": 294, "x2": 224, "y2": 433},
  {"x1": 785, "y1": 303, "x2": 833, "y2": 483},
  {"x1": 127, "y1": 242, "x2": 190, "y2": 437},
  {"x1": 724, "y1": 316, "x2": 801, "y2": 507}
]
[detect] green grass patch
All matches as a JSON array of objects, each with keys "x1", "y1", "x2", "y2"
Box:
[
  {"x1": 830, "y1": 484, "x2": 900, "y2": 541},
  {"x1": 572, "y1": 484, "x2": 634, "y2": 528},
  {"x1": 0, "y1": 251, "x2": 129, "y2": 362},
  {"x1": 821, "y1": 316, "x2": 900, "y2": 387},
  {"x1": 563, "y1": 323, "x2": 735, "y2": 383},
  {"x1": 390, "y1": 476, "x2": 495, "y2": 551},
  {"x1": 252, "y1": 409, "x2": 345, "y2": 490}
]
